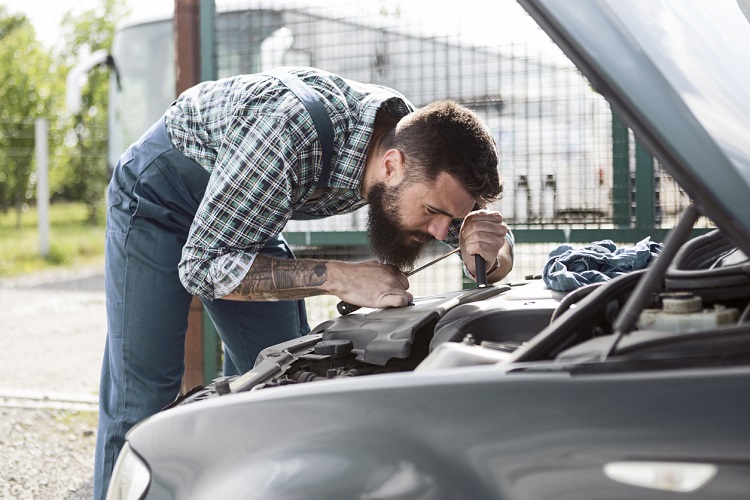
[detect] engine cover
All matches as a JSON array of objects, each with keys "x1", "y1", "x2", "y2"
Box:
[{"x1": 311, "y1": 287, "x2": 505, "y2": 366}]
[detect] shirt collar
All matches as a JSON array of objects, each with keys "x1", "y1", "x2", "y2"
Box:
[{"x1": 327, "y1": 91, "x2": 414, "y2": 194}]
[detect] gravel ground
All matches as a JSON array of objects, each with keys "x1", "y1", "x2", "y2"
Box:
[
  {"x1": 0, "y1": 407, "x2": 96, "y2": 499},
  {"x1": 0, "y1": 264, "x2": 105, "y2": 499}
]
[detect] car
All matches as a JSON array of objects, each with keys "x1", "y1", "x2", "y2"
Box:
[{"x1": 107, "y1": 0, "x2": 750, "y2": 498}]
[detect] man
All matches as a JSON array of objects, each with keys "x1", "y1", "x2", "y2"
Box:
[{"x1": 94, "y1": 66, "x2": 513, "y2": 498}]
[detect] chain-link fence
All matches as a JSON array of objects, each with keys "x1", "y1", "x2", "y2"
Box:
[
  {"x1": 40, "y1": 0, "x2": 714, "y2": 326},
  {"x1": 0, "y1": 118, "x2": 108, "y2": 213},
  {"x1": 204, "y1": 0, "x2": 710, "y2": 322},
  {"x1": 0, "y1": 118, "x2": 37, "y2": 214},
  {"x1": 217, "y1": 1, "x2": 613, "y2": 232}
]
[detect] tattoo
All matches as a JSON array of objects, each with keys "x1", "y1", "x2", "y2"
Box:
[{"x1": 232, "y1": 255, "x2": 330, "y2": 301}]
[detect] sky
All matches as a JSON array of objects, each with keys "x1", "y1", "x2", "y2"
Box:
[
  {"x1": 1, "y1": 0, "x2": 172, "y2": 48},
  {"x1": 1, "y1": 0, "x2": 562, "y2": 57}
]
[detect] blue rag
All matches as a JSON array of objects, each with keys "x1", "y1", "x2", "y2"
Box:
[{"x1": 542, "y1": 237, "x2": 663, "y2": 291}]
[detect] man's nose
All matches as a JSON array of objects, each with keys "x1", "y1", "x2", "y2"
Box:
[{"x1": 427, "y1": 216, "x2": 451, "y2": 241}]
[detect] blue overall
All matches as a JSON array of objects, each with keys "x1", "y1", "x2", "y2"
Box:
[{"x1": 93, "y1": 116, "x2": 312, "y2": 498}]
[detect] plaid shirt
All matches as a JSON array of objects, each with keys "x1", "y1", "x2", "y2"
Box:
[{"x1": 165, "y1": 67, "x2": 417, "y2": 299}]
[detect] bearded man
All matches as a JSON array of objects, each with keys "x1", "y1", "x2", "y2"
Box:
[{"x1": 94, "y1": 66, "x2": 513, "y2": 499}]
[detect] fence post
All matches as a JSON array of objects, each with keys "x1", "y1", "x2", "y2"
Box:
[
  {"x1": 35, "y1": 118, "x2": 50, "y2": 257},
  {"x1": 612, "y1": 114, "x2": 630, "y2": 228},
  {"x1": 634, "y1": 140, "x2": 655, "y2": 230},
  {"x1": 175, "y1": 0, "x2": 205, "y2": 392},
  {"x1": 200, "y1": 0, "x2": 220, "y2": 385},
  {"x1": 176, "y1": 0, "x2": 222, "y2": 389}
]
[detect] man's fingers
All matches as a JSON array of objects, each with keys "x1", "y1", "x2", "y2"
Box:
[
  {"x1": 382, "y1": 262, "x2": 410, "y2": 290},
  {"x1": 381, "y1": 291, "x2": 413, "y2": 308},
  {"x1": 460, "y1": 212, "x2": 504, "y2": 243},
  {"x1": 396, "y1": 271, "x2": 410, "y2": 289},
  {"x1": 465, "y1": 209, "x2": 504, "y2": 224},
  {"x1": 459, "y1": 210, "x2": 508, "y2": 275},
  {"x1": 331, "y1": 260, "x2": 412, "y2": 309}
]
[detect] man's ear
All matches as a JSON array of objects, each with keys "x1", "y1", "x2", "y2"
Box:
[{"x1": 382, "y1": 149, "x2": 405, "y2": 187}]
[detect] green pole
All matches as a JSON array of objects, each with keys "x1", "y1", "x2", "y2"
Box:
[
  {"x1": 200, "y1": 0, "x2": 220, "y2": 384},
  {"x1": 200, "y1": 0, "x2": 216, "y2": 82},
  {"x1": 612, "y1": 114, "x2": 630, "y2": 228},
  {"x1": 634, "y1": 140, "x2": 655, "y2": 231}
]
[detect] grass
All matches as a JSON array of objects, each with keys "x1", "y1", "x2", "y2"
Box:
[
  {"x1": 0, "y1": 202, "x2": 106, "y2": 277},
  {"x1": 55, "y1": 409, "x2": 99, "y2": 429}
]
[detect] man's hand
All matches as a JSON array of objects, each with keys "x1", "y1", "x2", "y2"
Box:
[
  {"x1": 459, "y1": 209, "x2": 513, "y2": 282},
  {"x1": 326, "y1": 260, "x2": 412, "y2": 309}
]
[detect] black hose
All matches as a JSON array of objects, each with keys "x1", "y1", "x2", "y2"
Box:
[{"x1": 549, "y1": 282, "x2": 604, "y2": 323}]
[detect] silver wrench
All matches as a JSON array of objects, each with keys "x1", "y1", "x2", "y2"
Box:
[{"x1": 336, "y1": 247, "x2": 465, "y2": 315}]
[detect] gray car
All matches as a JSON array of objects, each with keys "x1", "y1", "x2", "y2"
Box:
[{"x1": 107, "y1": 1, "x2": 750, "y2": 498}]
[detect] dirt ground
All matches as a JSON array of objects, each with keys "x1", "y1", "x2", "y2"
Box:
[{"x1": 0, "y1": 264, "x2": 105, "y2": 499}]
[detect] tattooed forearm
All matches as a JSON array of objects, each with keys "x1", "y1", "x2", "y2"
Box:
[{"x1": 227, "y1": 254, "x2": 330, "y2": 301}]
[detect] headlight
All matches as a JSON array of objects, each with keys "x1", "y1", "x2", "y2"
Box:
[{"x1": 107, "y1": 442, "x2": 152, "y2": 500}]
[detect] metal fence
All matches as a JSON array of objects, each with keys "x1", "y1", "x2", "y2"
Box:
[
  {"x1": 210, "y1": 0, "x2": 711, "y2": 324},
  {"x1": 0, "y1": 118, "x2": 37, "y2": 212},
  {"x1": 6, "y1": 1, "x2": 714, "y2": 328}
]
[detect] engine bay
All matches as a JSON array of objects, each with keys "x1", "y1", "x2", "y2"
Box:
[{"x1": 173, "y1": 226, "x2": 750, "y2": 409}]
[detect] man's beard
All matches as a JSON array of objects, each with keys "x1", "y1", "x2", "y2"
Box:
[{"x1": 366, "y1": 182, "x2": 432, "y2": 270}]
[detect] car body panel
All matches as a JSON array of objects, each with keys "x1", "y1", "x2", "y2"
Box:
[{"x1": 131, "y1": 364, "x2": 750, "y2": 499}]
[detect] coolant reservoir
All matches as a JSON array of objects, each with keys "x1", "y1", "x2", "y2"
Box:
[{"x1": 637, "y1": 293, "x2": 739, "y2": 333}]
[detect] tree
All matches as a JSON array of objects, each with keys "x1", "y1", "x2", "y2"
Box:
[
  {"x1": 51, "y1": 0, "x2": 130, "y2": 222},
  {"x1": 0, "y1": 6, "x2": 59, "y2": 226}
]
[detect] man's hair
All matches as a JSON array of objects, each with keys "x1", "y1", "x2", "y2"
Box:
[{"x1": 381, "y1": 100, "x2": 502, "y2": 204}]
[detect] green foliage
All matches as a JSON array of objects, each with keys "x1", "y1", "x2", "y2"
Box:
[
  {"x1": 51, "y1": 0, "x2": 130, "y2": 222},
  {"x1": 0, "y1": 202, "x2": 105, "y2": 276},
  {"x1": 0, "y1": 0, "x2": 128, "y2": 225},
  {"x1": 0, "y1": 7, "x2": 58, "y2": 219}
]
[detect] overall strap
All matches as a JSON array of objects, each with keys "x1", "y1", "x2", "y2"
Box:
[{"x1": 266, "y1": 68, "x2": 334, "y2": 201}]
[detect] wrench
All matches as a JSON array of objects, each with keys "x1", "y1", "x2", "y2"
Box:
[{"x1": 336, "y1": 248, "x2": 488, "y2": 315}]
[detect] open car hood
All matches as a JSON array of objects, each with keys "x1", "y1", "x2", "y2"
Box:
[{"x1": 517, "y1": 0, "x2": 750, "y2": 255}]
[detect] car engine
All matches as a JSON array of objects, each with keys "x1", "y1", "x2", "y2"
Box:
[{"x1": 172, "y1": 228, "x2": 750, "y2": 409}]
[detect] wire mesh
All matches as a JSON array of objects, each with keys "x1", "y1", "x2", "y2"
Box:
[
  {"x1": 3, "y1": 1, "x2": 710, "y2": 324},
  {"x1": 211, "y1": 0, "x2": 702, "y2": 294}
]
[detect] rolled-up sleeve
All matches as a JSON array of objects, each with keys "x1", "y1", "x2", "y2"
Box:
[{"x1": 179, "y1": 107, "x2": 311, "y2": 300}]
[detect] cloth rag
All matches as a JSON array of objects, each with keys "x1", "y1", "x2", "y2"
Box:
[{"x1": 542, "y1": 237, "x2": 663, "y2": 291}]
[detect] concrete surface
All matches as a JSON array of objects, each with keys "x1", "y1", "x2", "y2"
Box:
[{"x1": 0, "y1": 265, "x2": 106, "y2": 400}]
